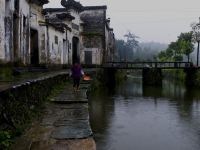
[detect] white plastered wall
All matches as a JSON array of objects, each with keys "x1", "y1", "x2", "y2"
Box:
[
  {"x1": 48, "y1": 26, "x2": 65, "y2": 64},
  {"x1": 0, "y1": 0, "x2": 5, "y2": 61}
]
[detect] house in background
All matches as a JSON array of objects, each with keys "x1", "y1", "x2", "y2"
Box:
[
  {"x1": 80, "y1": 6, "x2": 115, "y2": 65},
  {"x1": 43, "y1": 0, "x2": 85, "y2": 65},
  {"x1": 0, "y1": 0, "x2": 48, "y2": 65},
  {"x1": 80, "y1": 6, "x2": 108, "y2": 65},
  {"x1": 0, "y1": 0, "x2": 6, "y2": 61},
  {"x1": 0, "y1": 0, "x2": 115, "y2": 67}
]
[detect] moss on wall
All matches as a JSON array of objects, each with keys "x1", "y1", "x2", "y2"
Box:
[
  {"x1": 0, "y1": 66, "x2": 13, "y2": 81},
  {"x1": 0, "y1": 73, "x2": 68, "y2": 149}
]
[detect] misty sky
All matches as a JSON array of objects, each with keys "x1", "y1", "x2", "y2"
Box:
[{"x1": 44, "y1": 0, "x2": 200, "y2": 44}]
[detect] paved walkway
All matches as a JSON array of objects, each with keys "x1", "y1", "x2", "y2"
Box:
[{"x1": 12, "y1": 81, "x2": 96, "y2": 150}]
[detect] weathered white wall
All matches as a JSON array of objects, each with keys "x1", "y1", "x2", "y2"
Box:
[
  {"x1": 4, "y1": 0, "x2": 15, "y2": 62},
  {"x1": 66, "y1": 30, "x2": 72, "y2": 65},
  {"x1": 44, "y1": 10, "x2": 73, "y2": 64},
  {"x1": 0, "y1": 0, "x2": 5, "y2": 61},
  {"x1": 48, "y1": 26, "x2": 65, "y2": 64},
  {"x1": 19, "y1": 0, "x2": 30, "y2": 63},
  {"x1": 30, "y1": 3, "x2": 47, "y2": 64},
  {"x1": 70, "y1": 10, "x2": 80, "y2": 37}
]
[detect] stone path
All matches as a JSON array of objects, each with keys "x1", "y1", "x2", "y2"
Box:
[{"x1": 12, "y1": 82, "x2": 96, "y2": 150}]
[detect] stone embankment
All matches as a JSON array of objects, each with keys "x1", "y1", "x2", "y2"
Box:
[{"x1": 0, "y1": 71, "x2": 96, "y2": 150}]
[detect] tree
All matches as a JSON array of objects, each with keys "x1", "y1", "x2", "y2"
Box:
[
  {"x1": 180, "y1": 40, "x2": 193, "y2": 62},
  {"x1": 124, "y1": 31, "x2": 139, "y2": 61},
  {"x1": 178, "y1": 32, "x2": 194, "y2": 62},
  {"x1": 157, "y1": 32, "x2": 194, "y2": 62},
  {"x1": 191, "y1": 21, "x2": 200, "y2": 66},
  {"x1": 115, "y1": 39, "x2": 126, "y2": 61}
]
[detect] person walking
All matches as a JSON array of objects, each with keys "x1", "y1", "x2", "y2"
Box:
[{"x1": 70, "y1": 62, "x2": 84, "y2": 91}]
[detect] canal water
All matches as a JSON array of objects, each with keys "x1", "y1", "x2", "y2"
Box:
[{"x1": 89, "y1": 76, "x2": 200, "y2": 150}]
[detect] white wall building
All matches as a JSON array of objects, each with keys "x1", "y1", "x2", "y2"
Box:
[
  {"x1": 0, "y1": 0, "x2": 5, "y2": 61},
  {"x1": 0, "y1": 0, "x2": 115, "y2": 67}
]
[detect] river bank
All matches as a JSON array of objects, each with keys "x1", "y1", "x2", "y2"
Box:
[{"x1": 0, "y1": 70, "x2": 96, "y2": 150}]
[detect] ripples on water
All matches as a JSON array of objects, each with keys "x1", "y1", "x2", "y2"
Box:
[{"x1": 89, "y1": 76, "x2": 200, "y2": 150}]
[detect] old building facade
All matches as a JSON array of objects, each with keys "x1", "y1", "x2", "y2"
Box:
[
  {"x1": 0, "y1": 0, "x2": 5, "y2": 61},
  {"x1": 0, "y1": 0, "x2": 115, "y2": 66}
]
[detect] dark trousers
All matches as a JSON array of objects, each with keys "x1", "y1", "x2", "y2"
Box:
[{"x1": 73, "y1": 78, "x2": 80, "y2": 88}]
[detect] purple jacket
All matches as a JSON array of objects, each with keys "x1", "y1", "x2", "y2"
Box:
[{"x1": 71, "y1": 64, "x2": 83, "y2": 79}]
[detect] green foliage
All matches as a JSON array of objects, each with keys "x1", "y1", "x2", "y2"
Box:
[
  {"x1": 163, "y1": 70, "x2": 186, "y2": 82},
  {"x1": 0, "y1": 131, "x2": 13, "y2": 149},
  {"x1": 47, "y1": 81, "x2": 68, "y2": 101},
  {"x1": 157, "y1": 32, "x2": 194, "y2": 62},
  {"x1": 195, "y1": 71, "x2": 200, "y2": 87},
  {"x1": 0, "y1": 74, "x2": 68, "y2": 149},
  {"x1": 0, "y1": 66, "x2": 13, "y2": 81}
]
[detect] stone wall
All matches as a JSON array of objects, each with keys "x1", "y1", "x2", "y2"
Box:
[
  {"x1": 80, "y1": 8, "x2": 106, "y2": 34},
  {"x1": 142, "y1": 68, "x2": 162, "y2": 85},
  {"x1": 0, "y1": 73, "x2": 68, "y2": 131}
]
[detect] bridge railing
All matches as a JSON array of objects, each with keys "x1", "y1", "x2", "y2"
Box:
[{"x1": 103, "y1": 61, "x2": 193, "y2": 69}]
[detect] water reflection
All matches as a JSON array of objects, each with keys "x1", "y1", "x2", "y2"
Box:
[{"x1": 89, "y1": 77, "x2": 200, "y2": 150}]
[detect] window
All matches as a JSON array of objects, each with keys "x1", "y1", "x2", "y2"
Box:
[
  {"x1": 69, "y1": 43, "x2": 71, "y2": 49},
  {"x1": 23, "y1": 16, "x2": 26, "y2": 27},
  {"x1": 55, "y1": 36, "x2": 58, "y2": 44}
]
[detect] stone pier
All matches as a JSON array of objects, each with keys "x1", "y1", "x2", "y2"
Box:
[
  {"x1": 184, "y1": 68, "x2": 199, "y2": 87},
  {"x1": 142, "y1": 68, "x2": 162, "y2": 85}
]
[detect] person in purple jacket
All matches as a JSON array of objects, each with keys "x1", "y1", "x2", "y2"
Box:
[{"x1": 70, "y1": 62, "x2": 84, "y2": 91}]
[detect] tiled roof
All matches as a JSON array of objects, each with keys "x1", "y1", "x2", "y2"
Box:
[
  {"x1": 30, "y1": 0, "x2": 49, "y2": 5},
  {"x1": 61, "y1": 0, "x2": 84, "y2": 12}
]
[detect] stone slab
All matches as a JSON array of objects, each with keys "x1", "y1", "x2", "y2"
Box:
[
  {"x1": 50, "y1": 85, "x2": 88, "y2": 103},
  {"x1": 40, "y1": 104, "x2": 89, "y2": 126},
  {"x1": 30, "y1": 138, "x2": 96, "y2": 150},
  {"x1": 51, "y1": 120, "x2": 93, "y2": 139}
]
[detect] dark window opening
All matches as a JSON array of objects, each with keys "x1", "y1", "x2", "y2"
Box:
[
  {"x1": 30, "y1": 29, "x2": 39, "y2": 65},
  {"x1": 72, "y1": 37, "x2": 79, "y2": 64},
  {"x1": 55, "y1": 36, "x2": 58, "y2": 44},
  {"x1": 85, "y1": 51, "x2": 92, "y2": 65},
  {"x1": 23, "y1": 16, "x2": 26, "y2": 27},
  {"x1": 14, "y1": 0, "x2": 19, "y2": 11}
]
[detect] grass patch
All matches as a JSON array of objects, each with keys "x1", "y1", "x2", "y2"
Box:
[{"x1": 47, "y1": 81, "x2": 69, "y2": 101}]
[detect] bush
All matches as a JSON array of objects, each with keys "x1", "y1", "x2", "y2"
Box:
[{"x1": 0, "y1": 131, "x2": 13, "y2": 149}]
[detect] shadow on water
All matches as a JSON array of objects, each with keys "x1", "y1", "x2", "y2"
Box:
[{"x1": 89, "y1": 76, "x2": 200, "y2": 150}]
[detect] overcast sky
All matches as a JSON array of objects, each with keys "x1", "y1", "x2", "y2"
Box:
[{"x1": 45, "y1": 0, "x2": 200, "y2": 44}]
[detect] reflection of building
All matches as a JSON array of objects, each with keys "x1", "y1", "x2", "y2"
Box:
[{"x1": 0, "y1": 0, "x2": 115, "y2": 66}]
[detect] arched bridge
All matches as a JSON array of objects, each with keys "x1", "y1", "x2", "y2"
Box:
[{"x1": 102, "y1": 61, "x2": 197, "y2": 69}]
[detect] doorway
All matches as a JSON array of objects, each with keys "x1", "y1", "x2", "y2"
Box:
[
  {"x1": 85, "y1": 51, "x2": 92, "y2": 65},
  {"x1": 30, "y1": 29, "x2": 39, "y2": 65},
  {"x1": 72, "y1": 37, "x2": 79, "y2": 64},
  {"x1": 63, "y1": 39, "x2": 67, "y2": 64}
]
